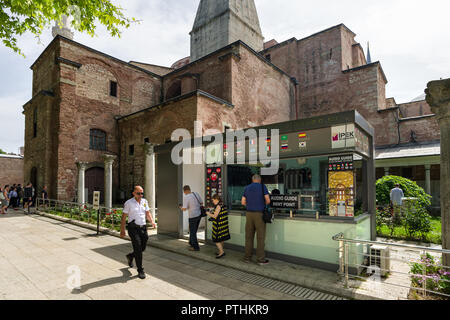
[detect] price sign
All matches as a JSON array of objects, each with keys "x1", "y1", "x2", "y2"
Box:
[{"x1": 93, "y1": 191, "x2": 100, "y2": 210}]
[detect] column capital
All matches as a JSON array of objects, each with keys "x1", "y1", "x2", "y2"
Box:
[
  {"x1": 143, "y1": 143, "x2": 155, "y2": 155},
  {"x1": 426, "y1": 78, "x2": 450, "y2": 121},
  {"x1": 76, "y1": 162, "x2": 88, "y2": 170},
  {"x1": 103, "y1": 154, "x2": 117, "y2": 164}
]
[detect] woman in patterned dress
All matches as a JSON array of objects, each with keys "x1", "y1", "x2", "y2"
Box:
[{"x1": 206, "y1": 194, "x2": 230, "y2": 259}]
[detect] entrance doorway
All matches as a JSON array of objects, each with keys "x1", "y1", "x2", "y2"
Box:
[{"x1": 85, "y1": 167, "x2": 104, "y2": 205}]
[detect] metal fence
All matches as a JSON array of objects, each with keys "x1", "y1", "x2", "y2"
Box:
[
  {"x1": 333, "y1": 232, "x2": 450, "y2": 299},
  {"x1": 35, "y1": 198, "x2": 157, "y2": 233}
]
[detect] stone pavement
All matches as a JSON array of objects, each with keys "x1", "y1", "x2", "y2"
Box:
[{"x1": 0, "y1": 210, "x2": 342, "y2": 300}]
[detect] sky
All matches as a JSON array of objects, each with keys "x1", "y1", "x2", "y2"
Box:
[{"x1": 0, "y1": 0, "x2": 449, "y2": 154}]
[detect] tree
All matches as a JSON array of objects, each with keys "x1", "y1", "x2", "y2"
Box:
[
  {"x1": 0, "y1": 148, "x2": 6, "y2": 154},
  {"x1": 0, "y1": 0, "x2": 136, "y2": 56}
]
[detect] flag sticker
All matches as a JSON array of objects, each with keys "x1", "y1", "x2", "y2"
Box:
[
  {"x1": 281, "y1": 135, "x2": 289, "y2": 141},
  {"x1": 298, "y1": 132, "x2": 307, "y2": 138},
  {"x1": 281, "y1": 144, "x2": 289, "y2": 150},
  {"x1": 299, "y1": 141, "x2": 307, "y2": 148}
]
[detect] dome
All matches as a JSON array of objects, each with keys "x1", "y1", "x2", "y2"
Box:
[{"x1": 411, "y1": 93, "x2": 426, "y2": 102}]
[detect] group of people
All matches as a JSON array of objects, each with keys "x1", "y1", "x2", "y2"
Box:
[
  {"x1": 120, "y1": 174, "x2": 271, "y2": 279},
  {"x1": 0, "y1": 183, "x2": 48, "y2": 214}
]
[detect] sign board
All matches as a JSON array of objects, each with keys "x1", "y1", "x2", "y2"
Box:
[
  {"x1": 328, "y1": 155, "x2": 354, "y2": 172},
  {"x1": 270, "y1": 195, "x2": 300, "y2": 209},
  {"x1": 93, "y1": 191, "x2": 100, "y2": 210},
  {"x1": 327, "y1": 172, "x2": 354, "y2": 217},
  {"x1": 205, "y1": 166, "x2": 222, "y2": 207},
  {"x1": 331, "y1": 124, "x2": 355, "y2": 149}
]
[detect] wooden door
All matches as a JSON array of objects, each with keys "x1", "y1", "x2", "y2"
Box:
[{"x1": 85, "y1": 167, "x2": 104, "y2": 204}]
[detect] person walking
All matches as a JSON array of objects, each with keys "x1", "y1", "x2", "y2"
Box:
[
  {"x1": 41, "y1": 185, "x2": 48, "y2": 209},
  {"x1": 0, "y1": 186, "x2": 9, "y2": 214},
  {"x1": 179, "y1": 185, "x2": 203, "y2": 252},
  {"x1": 17, "y1": 184, "x2": 23, "y2": 208},
  {"x1": 23, "y1": 183, "x2": 33, "y2": 213},
  {"x1": 390, "y1": 183, "x2": 405, "y2": 221},
  {"x1": 8, "y1": 187, "x2": 18, "y2": 211},
  {"x1": 120, "y1": 186, "x2": 156, "y2": 280},
  {"x1": 241, "y1": 174, "x2": 271, "y2": 265},
  {"x1": 206, "y1": 194, "x2": 230, "y2": 259}
]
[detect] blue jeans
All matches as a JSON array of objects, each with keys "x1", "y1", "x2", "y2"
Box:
[{"x1": 189, "y1": 216, "x2": 201, "y2": 250}]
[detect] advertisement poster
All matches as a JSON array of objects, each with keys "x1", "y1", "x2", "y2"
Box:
[
  {"x1": 206, "y1": 166, "x2": 222, "y2": 207},
  {"x1": 328, "y1": 171, "x2": 355, "y2": 217}
]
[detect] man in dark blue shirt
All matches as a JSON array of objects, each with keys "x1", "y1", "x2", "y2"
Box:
[{"x1": 241, "y1": 174, "x2": 270, "y2": 265}]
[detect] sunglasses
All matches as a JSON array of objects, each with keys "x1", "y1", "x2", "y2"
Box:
[{"x1": 136, "y1": 192, "x2": 144, "y2": 196}]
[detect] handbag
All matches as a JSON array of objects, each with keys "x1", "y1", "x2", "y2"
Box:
[
  {"x1": 192, "y1": 192, "x2": 207, "y2": 217},
  {"x1": 261, "y1": 184, "x2": 273, "y2": 224}
]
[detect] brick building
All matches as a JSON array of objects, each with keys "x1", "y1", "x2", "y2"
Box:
[
  {"x1": 0, "y1": 155, "x2": 24, "y2": 187},
  {"x1": 23, "y1": 0, "x2": 440, "y2": 210}
]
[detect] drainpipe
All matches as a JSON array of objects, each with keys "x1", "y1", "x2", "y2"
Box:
[{"x1": 291, "y1": 77, "x2": 299, "y2": 119}]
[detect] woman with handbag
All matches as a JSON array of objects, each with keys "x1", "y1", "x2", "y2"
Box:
[{"x1": 206, "y1": 194, "x2": 230, "y2": 259}]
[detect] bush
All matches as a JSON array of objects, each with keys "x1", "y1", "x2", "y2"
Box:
[
  {"x1": 410, "y1": 253, "x2": 450, "y2": 296},
  {"x1": 404, "y1": 204, "x2": 432, "y2": 241},
  {"x1": 376, "y1": 176, "x2": 431, "y2": 210}
]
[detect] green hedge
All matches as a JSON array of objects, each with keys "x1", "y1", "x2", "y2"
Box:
[{"x1": 376, "y1": 175, "x2": 431, "y2": 209}]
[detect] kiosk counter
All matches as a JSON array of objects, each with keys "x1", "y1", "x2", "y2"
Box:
[{"x1": 156, "y1": 110, "x2": 376, "y2": 272}]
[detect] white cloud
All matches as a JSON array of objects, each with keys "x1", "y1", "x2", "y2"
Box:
[{"x1": 0, "y1": 0, "x2": 449, "y2": 152}]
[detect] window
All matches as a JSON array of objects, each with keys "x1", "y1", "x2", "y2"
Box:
[
  {"x1": 265, "y1": 54, "x2": 271, "y2": 62},
  {"x1": 89, "y1": 129, "x2": 107, "y2": 151},
  {"x1": 33, "y1": 107, "x2": 38, "y2": 138},
  {"x1": 227, "y1": 156, "x2": 331, "y2": 215},
  {"x1": 144, "y1": 137, "x2": 150, "y2": 143},
  {"x1": 110, "y1": 81, "x2": 118, "y2": 97},
  {"x1": 129, "y1": 144, "x2": 135, "y2": 156}
]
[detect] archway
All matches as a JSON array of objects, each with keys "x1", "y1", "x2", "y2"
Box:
[{"x1": 30, "y1": 167, "x2": 37, "y2": 190}]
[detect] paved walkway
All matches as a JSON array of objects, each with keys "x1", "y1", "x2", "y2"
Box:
[{"x1": 0, "y1": 210, "x2": 343, "y2": 300}]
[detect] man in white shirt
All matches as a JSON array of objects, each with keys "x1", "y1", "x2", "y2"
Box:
[
  {"x1": 120, "y1": 186, "x2": 156, "y2": 279},
  {"x1": 180, "y1": 185, "x2": 203, "y2": 251},
  {"x1": 390, "y1": 184, "x2": 405, "y2": 219}
]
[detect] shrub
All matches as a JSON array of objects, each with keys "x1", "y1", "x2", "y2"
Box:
[
  {"x1": 376, "y1": 176, "x2": 431, "y2": 210},
  {"x1": 403, "y1": 204, "x2": 432, "y2": 241},
  {"x1": 410, "y1": 253, "x2": 450, "y2": 296}
]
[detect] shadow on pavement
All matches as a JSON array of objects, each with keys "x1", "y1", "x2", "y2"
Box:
[{"x1": 72, "y1": 268, "x2": 138, "y2": 294}]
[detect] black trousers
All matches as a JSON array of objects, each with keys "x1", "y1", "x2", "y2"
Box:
[
  {"x1": 189, "y1": 216, "x2": 201, "y2": 250},
  {"x1": 127, "y1": 223, "x2": 149, "y2": 272}
]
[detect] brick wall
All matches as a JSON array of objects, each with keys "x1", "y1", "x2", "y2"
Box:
[
  {"x1": 0, "y1": 157, "x2": 24, "y2": 186},
  {"x1": 25, "y1": 36, "x2": 164, "y2": 201}
]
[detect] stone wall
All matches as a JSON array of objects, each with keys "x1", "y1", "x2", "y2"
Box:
[
  {"x1": 24, "y1": 36, "x2": 163, "y2": 201},
  {"x1": 0, "y1": 156, "x2": 24, "y2": 186},
  {"x1": 261, "y1": 24, "x2": 440, "y2": 148}
]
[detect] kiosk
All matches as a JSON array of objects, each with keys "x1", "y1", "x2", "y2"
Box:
[{"x1": 155, "y1": 110, "x2": 375, "y2": 272}]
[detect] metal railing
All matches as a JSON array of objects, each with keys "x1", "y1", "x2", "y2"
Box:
[
  {"x1": 333, "y1": 232, "x2": 450, "y2": 299},
  {"x1": 35, "y1": 198, "x2": 157, "y2": 233}
]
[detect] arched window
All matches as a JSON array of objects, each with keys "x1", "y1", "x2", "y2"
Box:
[
  {"x1": 89, "y1": 129, "x2": 107, "y2": 151},
  {"x1": 165, "y1": 80, "x2": 182, "y2": 100}
]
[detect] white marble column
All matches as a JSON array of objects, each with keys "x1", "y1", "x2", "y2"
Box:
[
  {"x1": 144, "y1": 143, "x2": 156, "y2": 222},
  {"x1": 425, "y1": 164, "x2": 431, "y2": 195},
  {"x1": 426, "y1": 77, "x2": 450, "y2": 266},
  {"x1": 77, "y1": 162, "x2": 87, "y2": 204},
  {"x1": 103, "y1": 155, "x2": 117, "y2": 209},
  {"x1": 384, "y1": 167, "x2": 390, "y2": 176}
]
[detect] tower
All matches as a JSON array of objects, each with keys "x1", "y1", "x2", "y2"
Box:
[
  {"x1": 52, "y1": 15, "x2": 74, "y2": 40},
  {"x1": 190, "y1": 0, "x2": 264, "y2": 62},
  {"x1": 367, "y1": 42, "x2": 372, "y2": 64}
]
